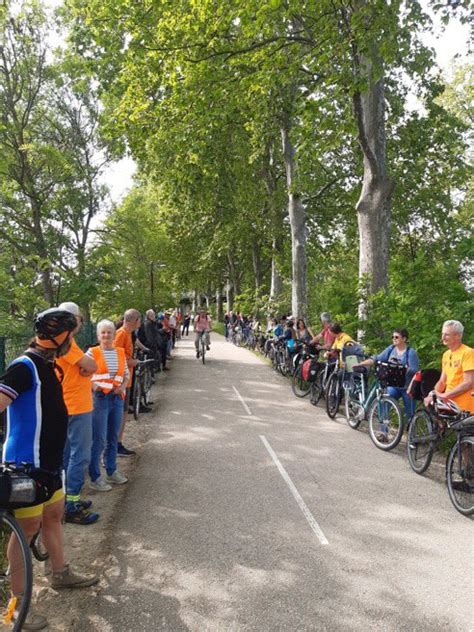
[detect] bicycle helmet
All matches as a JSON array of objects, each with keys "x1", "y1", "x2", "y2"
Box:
[
  {"x1": 34, "y1": 308, "x2": 77, "y2": 349},
  {"x1": 435, "y1": 398, "x2": 461, "y2": 418}
]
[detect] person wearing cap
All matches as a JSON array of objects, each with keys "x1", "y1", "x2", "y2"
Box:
[
  {"x1": 0, "y1": 308, "x2": 98, "y2": 630},
  {"x1": 55, "y1": 302, "x2": 98, "y2": 525}
]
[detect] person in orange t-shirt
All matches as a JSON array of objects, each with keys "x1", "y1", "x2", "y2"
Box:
[
  {"x1": 56, "y1": 302, "x2": 98, "y2": 525},
  {"x1": 115, "y1": 308, "x2": 141, "y2": 456},
  {"x1": 425, "y1": 320, "x2": 474, "y2": 414}
]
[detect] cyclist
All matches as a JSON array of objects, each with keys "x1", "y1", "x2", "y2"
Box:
[
  {"x1": 0, "y1": 308, "x2": 98, "y2": 630},
  {"x1": 194, "y1": 307, "x2": 212, "y2": 358},
  {"x1": 424, "y1": 320, "x2": 474, "y2": 413},
  {"x1": 56, "y1": 301, "x2": 99, "y2": 526},
  {"x1": 115, "y1": 309, "x2": 141, "y2": 457},
  {"x1": 296, "y1": 319, "x2": 313, "y2": 344},
  {"x1": 354, "y1": 328, "x2": 420, "y2": 420},
  {"x1": 310, "y1": 312, "x2": 336, "y2": 349}
]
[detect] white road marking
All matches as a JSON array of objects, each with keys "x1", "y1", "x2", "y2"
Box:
[
  {"x1": 259, "y1": 435, "x2": 329, "y2": 546},
  {"x1": 232, "y1": 386, "x2": 252, "y2": 416}
]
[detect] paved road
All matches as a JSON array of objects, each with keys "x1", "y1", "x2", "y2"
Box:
[{"x1": 76, "y1": 334, "x2": 473, "y2": 631}]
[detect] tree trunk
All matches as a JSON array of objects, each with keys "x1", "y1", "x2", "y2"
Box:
[
  {"x1": 226, "y1": 281, "x2": 234, "y2": 312},
  {"x1": 192, "y1": 289, "x2": 198, "y2": 313},
  {"x1": 216, "y1": 287, "x2": 224, "y2": 322},
  {"x1": 251, "y1": 237, "x2": 263, "y2": 290},
  {"x1": 281, "y1": 120, "x2": 307, "y2": 320},
  {"x1": 270, "y1": 236, "x2": 284, "y2": 300},
  {"x1": 353, "y1": 47, "x2": 394, "y2": 322}
]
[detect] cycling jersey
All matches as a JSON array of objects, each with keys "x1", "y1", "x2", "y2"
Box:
[{"x1": 0, "y1": 351, "x2": 68, "y2": 471}]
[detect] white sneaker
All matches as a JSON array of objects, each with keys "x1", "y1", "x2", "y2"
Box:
[
  {"x1": 89, "y1": 477, "x2": 112, "y2": 492},
  {"x1": 107, "y1": 471, "x2": 128, "y2": 485}
]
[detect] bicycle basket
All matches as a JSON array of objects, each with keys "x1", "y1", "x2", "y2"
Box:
[{"x1": 375, "y1": 361, "x2": 406, "y2": 387}]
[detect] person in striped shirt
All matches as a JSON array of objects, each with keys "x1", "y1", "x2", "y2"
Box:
[{"x1": 87, "y1": 320, "x2": 130, "y2": 491}]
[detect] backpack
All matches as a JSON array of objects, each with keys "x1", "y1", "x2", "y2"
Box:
[{"x1": 407, "y1": 368, "x2": 441, "y2": 400}]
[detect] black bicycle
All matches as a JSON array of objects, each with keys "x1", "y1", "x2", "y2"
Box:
[
  {"x1": 0, "y1": 465, "x2": 36, "y2": 630},
  {"x1": 446, "y1": 411, "x2": 474, "y2": 517},
  {"x1": 132, "y1": 352, "x2": 155, "y2": 420},
  {"x1": 197, "y1": 330, "x2": 210, "y2": 365},
  {"x1": 291, "y1": 344, "x2": 319, "y2": 398}
]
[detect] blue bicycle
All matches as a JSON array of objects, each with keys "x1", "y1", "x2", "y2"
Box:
[{"x1": 344, "y1": 360, "x2": 404, "y2": 451}]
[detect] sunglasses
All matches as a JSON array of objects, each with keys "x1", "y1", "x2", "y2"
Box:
[{"x1": 392, "y1": 335, "x2": 401, "y2": 339}]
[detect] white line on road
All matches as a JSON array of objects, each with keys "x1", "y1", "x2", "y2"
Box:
[
  {"x1": 232, "y1": 385, "x2": 252, "y2": 416},
  {"x1": 259, "y1": 435, "x2": 329, "y2": 546}
]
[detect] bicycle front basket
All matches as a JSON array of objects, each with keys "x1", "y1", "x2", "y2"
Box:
[{"x1": 375, "y1": 361, "x2": 406, "y2": 388}]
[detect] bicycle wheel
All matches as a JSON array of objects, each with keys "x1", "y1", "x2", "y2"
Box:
[
  {"x1": 407, "y1": 409, "x2": 435, "y2": 474},
  {"x1": 201, "y1": 339, "x2": 206, "y2": 365},
  {"x1": 133, "y1": 379, "x2": 141, "y2": 420},
  {"x1": 310, "y1": 369, "x2": 324, "y2": 406},
  {"x1": 291, "y1": 367, "x2": 311, "y2": 398},
  {"x1": 0, "y1": 511, "x2": 33, "y2": 631},
  {"x1": 142, "y1": 367, "x2": 153, "y2": 406},
  {"x1": 30, "y1": 530, "x2": 49, "y2": 562},
  {"x1": 344, "y1": 388, "x2": 364, "y2": 429},
  {"x1": 368, "y1": 395, "x2": 404, "y2": 451},
  {"x1": 325, "y1": 373, "x2": 341, "y2": 419},
  {"x1": 446, "y1": 438, "x2": 474, "y2": 517}
]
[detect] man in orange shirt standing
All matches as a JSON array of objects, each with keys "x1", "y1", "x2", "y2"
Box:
[
  {"x1": 115, "y1": 308, "x2": 141, "y2": 457},
  {"x1": 425, "y1": 320, "x2": 474, "y2": 413},
  {"x1": 56, "y1": 302, "x2": 99, "y2": 525}
]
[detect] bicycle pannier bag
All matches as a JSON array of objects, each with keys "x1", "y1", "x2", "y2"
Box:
[{"x1": 301, "y1": 358, "x2": 320, "y2": 383}]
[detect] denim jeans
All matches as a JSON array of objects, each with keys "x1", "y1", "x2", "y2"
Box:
[
  {"x1": 387, "y1": 386, "x2": 415, "y2": 421},
  {"x1": 63, "y1": 411, "x2": 93, "y2": 503},
  {"x1": 89, "y1": 391, "x2": 124, "y2": 481}
]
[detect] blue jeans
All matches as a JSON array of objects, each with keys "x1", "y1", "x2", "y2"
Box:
[
  {"x1": 387, "y1": 386, "x2": 415, "y2": 421},
  {"x1": 63, "y1": 411, "x2": 93, "y2": 503},
  {"x1": 89, "y1": 391, "x2": 124, "y2": 482}
]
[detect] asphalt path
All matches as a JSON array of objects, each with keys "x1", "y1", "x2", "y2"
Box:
[{"x1": 76, "y1": 334, "x2": 473, "y2": 631}]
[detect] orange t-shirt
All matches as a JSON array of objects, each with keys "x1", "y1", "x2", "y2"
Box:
[
  {"x1": 442, "y1": 344, "x2": 474, "y2": 413},
  {"x1": 56, "y1": 338, "x2": 93, "y2": 415},
  {"x1": 115, "y1": 327, "x2": 134, "y2": 387}
]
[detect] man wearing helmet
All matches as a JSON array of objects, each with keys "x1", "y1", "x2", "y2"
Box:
[{"x1": 0, "y1": 308, "x2": 98, "y2": 630}]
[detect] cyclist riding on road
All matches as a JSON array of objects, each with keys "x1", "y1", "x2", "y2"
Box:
[{"x1": 194, "y1": 307, "x2": 212, "y2": 358}]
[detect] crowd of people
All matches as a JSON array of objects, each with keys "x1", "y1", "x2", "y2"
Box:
[
  {"x1": 225, "y1": 311, "x2": 474, "y2": 418},
  {"x1": 0, "y1": 302, "x2": 471, "y2": 629},
  {"x1": 0, "y1": 301, "x2": 197, "y2": 630}
]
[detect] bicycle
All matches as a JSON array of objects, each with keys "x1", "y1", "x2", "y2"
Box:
[
  {"x1": 344, "y1": 360, "x2": 404, "y2": 451},
  {"x1": 0, "y1": 464, "x2": 36, "y2": 630},
  {"x1": 197, "y1": 330, "x2": 210, "y2": 365},
  {"x1": 309, "y1": 353, "x2": 337, "y2": 406},
  {"x1": 407, "y1": 394, "x2": 466, "y2": 475},
  {"x1": 131, "y1": 353, "x2": 155, "y2": 420},
  {"x1": 446, "y1": 410, "x2": 474, "y2": 517},
  {"x1": 291, "y1": 343, "x2": 318, "y2": 398}
]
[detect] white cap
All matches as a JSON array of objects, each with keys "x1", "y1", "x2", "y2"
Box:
[{"x1": 58, "y1": 301, "x2": 81, "y2": 316}]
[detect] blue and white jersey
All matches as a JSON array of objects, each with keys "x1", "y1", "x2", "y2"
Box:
[
  {"x1": 2, "y1": 355, "x2": 42, "y2": 467},
  {"x1": 1, "y1": 351, "x2": 68, "y2": 471}
]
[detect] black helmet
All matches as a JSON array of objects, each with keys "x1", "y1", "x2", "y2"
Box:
[{"x1": 34, "y1": 308, "x2": 77, "y2": 348}]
